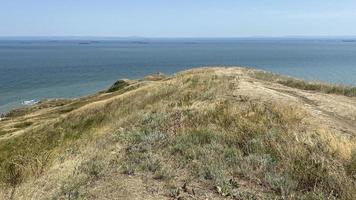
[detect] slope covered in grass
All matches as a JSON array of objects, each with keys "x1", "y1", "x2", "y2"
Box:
[
  {"x1": 251, "y1": 70, "x2": 356, "y2": 97},
  {"x1": 0, "y1": 67, "x2": 355, "y2": 199}
]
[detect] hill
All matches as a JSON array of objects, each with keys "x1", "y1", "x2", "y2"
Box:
[{"x1": 0, "y1": 67, "x2": 355, "y2": 199}]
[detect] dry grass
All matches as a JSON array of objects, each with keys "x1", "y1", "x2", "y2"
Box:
[
  {"x1": 119, "y1": 100, "x2": 355, "y2": 199},
  {"x1": 0, "y1": 67, "x2": 355, "y2": 199},
  {"x1": 252, "y1": 70, "x2": 356, "y2": 97}
]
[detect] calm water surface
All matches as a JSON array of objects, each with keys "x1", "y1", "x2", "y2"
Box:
[{"x1": 1, "y1": 39, "x2": 356, "y2": 113}]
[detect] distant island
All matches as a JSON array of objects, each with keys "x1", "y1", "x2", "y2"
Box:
[
  {"x1": 342, "y1": 39, "x2": 356, "y2": 42},
  {"x1": 0, "y1": 67, "x2": 355, "y2": 199}
]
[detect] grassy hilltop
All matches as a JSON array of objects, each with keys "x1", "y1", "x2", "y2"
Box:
[{"x1": 0, "y1": 67, "x2": 355, "y2": 199}]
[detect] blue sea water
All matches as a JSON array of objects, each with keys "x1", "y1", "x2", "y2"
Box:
[{"x1": 1, "y1": 38, "x2": 356, "y2": 113}]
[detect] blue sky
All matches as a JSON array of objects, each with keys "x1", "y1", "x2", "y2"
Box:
[{"x1": 1, "y1": 0, "x2": 356, "y2": 37}]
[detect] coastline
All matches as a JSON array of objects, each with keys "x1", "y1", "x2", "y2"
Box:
[
  {"x1": 2, "y1": 38, "x2": 356, "y2": 115},
  {"x1": 0, "y1": 79, "x2": 114, "y2": 115},
  {"x1": 2, "y1": 66, "x2": 356, "y2": 116}
]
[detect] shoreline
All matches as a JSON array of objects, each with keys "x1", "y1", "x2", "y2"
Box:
[
  {"x1": 0, "y1": 66, "x2": 356, "y2": 115},
  {"x1": 1, "y1": 66, "x2": 356, "y2": 117}
]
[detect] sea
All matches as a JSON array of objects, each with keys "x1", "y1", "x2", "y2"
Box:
[{"x1": 1, "y1": 38, "x2": 356, "y2": 114}]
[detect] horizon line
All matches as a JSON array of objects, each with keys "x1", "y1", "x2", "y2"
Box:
[{"x1": 1, "y1": 35, "x2": 356, "y2": 40}]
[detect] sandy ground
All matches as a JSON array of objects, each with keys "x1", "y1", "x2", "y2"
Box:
[{"x1": 239, "y1": 72, "x2": 356, "y2": 137}]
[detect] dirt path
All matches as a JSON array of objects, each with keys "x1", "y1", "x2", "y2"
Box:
[
  {"x1": 274, "y1": 87, "x2": 355, "y2": 133},
  {"x1": 249, "y1": 78, "x2": 356, "y2": 137}
]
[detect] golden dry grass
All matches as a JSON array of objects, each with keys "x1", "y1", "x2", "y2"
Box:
[
  {"x1": 0, "y1": 67, "x2": 355, "y2": 199},
  {"x1": 251, "y1": 70, "x2": 356, "y2": 97}
]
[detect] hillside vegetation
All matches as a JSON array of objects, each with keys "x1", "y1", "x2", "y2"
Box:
[{"x1": 0, "y1": 67, "x2": 355, "y2": 200}]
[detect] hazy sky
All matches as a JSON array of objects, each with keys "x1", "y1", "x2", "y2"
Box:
[{"x1": 1, "y1": 0, "x2": 356, "y2": 37}]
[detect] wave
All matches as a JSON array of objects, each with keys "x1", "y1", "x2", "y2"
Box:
[{"x1": 22, "y1": 99, "x2": 39, "y2": 105}]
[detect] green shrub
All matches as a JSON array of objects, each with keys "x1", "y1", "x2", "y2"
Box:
[{"x1": 106, "y1": 79, "x2": 131, "y2": 93}]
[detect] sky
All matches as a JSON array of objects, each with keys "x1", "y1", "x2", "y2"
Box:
[{"x1": 0, "y1": 0, "x2": 356, "y2": 37}]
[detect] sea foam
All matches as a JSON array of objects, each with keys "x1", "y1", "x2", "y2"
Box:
[{"x1": 22, "y1": 100, "x2": 39, "y2": 105}]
